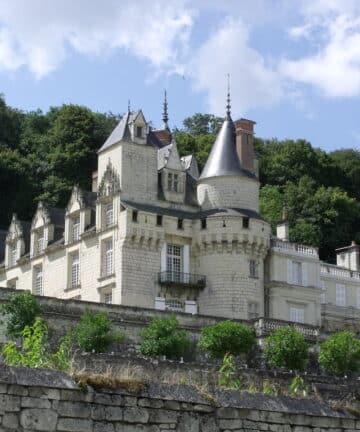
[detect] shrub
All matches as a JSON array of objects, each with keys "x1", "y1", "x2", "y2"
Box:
[
  {"x1": 318, "y1": 330, "x2": 360, "y2": 376},
  {"x1": 0, "y1": 291, "x2": 41, "y2": 338},
  {"x1": 73, "y1": 309, "x2": 123, "y2": 353},
  {"x1": 198, "y1": 320, "x2": 255, "y2": 359},
  {"x1": 218, "y1": 353, "x2": 242, "y2": 390},
  {"x1": 140, "y1": 315, "x2": 190, "y2": 359},
  {"x1": 263, "y1": 326, "x2": 309, "y2": 371},
  {"x1": 2, "y1": 318, "x2": 52, "y2": 368}
]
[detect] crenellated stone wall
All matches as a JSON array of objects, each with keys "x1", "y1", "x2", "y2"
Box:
[{"x1": 0, "y1": 366, "x2": 358, "y2": 432}]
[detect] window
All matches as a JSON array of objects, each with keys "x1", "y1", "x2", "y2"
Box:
[
  {"x1": 167, "y1": 172, "x2": 181, "y2": 192},
  {"x1": 105, "y1": 202, "x2": 113, "y2": 228},
  {"x1": 167, "y1": 173, "x2": 172, "y2": 191},
  {"x1": 201, "y1": 218, "x2": 207, "y2": 229},
  {"x1": 249, "y1": 260, "x2": 258, "y2": 278},
  {"x1": 9, "y1": 242, "x2": 17, "y2": 267},
  {"x1": 292, "y1": 261, "x2": 302, "y2": 285},
  {"x1": 136, "y1": 126, "x2": 142, "y2": 138},
  {"x1": 290, "y1": 307, "x2": 304, "y2": 323},
  {"x1": 132, "y1": 210, "x2": 138, "y2": 223},
  {"x1": 156, "y1": 215, "x2": 163, "y2": 226},
  {"x1": 103, "y1": 238, "x2": 114, "y2": 277},
  {"x1": 70, "y1": 253, "x2": 80, "y2": 287},
  {"x1": 357, "y1": 288, "x2": 360, "y2": 309},
  {"x1": 177, "y1": 218, "x2": 183, "y2": 230},
  {"x1": 104, "y1": 292, "x2": 112, "y2": 304},
  {"x1": 36, "y1": 229, "x2": 45, "y2": 255},
  {"x1": 165, "y1": 298, "x2": 184, "y2": 311},
  {"x1": 33, "y1": 266, "x2": 43, "y2": 295},
  {"x1": 72, "y1": 216, "x2": 80, "y2": 242},
  {"x1": 7, "y1": 279, "x2": 17, "y2": 290},
  {"x1": 248, "y1": 302, "x2": 259, "y2": 319},
  {"x1": 173, "y1": 174, "x2": 178, "y2": 192},
  {"x1": 336, "y1": 284, "x2": 346, "y2": 306},
  {"x1": 242, "y1": 217, "x2": 249, "y2": 229},
  {"x1": 166, "y1": 245, "x2": 182, "y2": 281},
  {"x1": 320, "y1": 280, "x2": 326, "y2": 304}
]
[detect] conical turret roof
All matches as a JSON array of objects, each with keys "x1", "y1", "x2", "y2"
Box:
[{"x1": 200, "y1": 114, "x2": 243, "y2": 179}]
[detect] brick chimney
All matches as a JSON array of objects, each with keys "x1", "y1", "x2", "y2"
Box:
[{"x1": 234, "y1": 118, "x2": 256, "y2": 175}]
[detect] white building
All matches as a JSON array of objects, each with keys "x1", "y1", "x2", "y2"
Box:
[{"x1": 1, "y1": 96, "x2": 360, "y2": 332}]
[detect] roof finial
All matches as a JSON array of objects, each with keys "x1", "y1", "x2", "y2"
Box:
[
  {"x1": 128, "y1": 99, "x2": 131, "y2": 113},
  {"x1": 162, "y1": 89, "x2": 169, "y2": 130},
  {"x1": 226, "y1": 73, "x2": 231, "y2": 118}
]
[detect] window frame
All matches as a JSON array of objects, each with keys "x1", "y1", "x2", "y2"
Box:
[
  {"x1": 70, "y1": 252, "x2": 80, "y2": 288},
  {"x1": 102, "y1": 238, "x2": 114, "y2": 277},
  {"x1": 33, "y1": 265, "x2": 43, "y2": 296}
]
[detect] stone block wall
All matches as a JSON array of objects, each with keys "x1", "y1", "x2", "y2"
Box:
[{"x1": 0, "y1": 366, "x2": 358, "y2": 432}]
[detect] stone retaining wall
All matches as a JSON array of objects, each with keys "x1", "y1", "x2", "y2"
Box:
[{"x1": 0, "y1": 366, "x2": 358, "y2": 432}]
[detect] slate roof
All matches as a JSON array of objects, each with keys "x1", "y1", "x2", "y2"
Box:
[{"x1": 200, "y1": 114, "x2": 256, "y2": 180}]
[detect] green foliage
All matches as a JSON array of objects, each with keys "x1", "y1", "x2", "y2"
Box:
[
  {"x1": 198, "y1": 320, "x2": 255, "y2": 359},
  {"x1": 182, "y1": 113, "x2": 223, "y2": 135},
  {"x1": 140, "y1": 315, "x2": 190, "y2": 359},
  {"x1": 0, "y1": 291, "x2": 41, "y2": 338},
  {"x1": 263, "y1": 326, "x2": 309, "y2": 371},
  {"x1": 289, "y1": 375, "x2": 309, "y2": 397},
  {"x1": 262, "y1": 379, "x2": 278, "y2": 396},
  {"x1": 218, "y1": 353, "x2": 242, "y2": 390},
  {"x1": 73, "y1": 309, "x2": 123, "y2": 353},
  {"x1": 52, "y1": 332, "x2": 75, "y2": 371},
  {"x1": 2, "y1": 318, "x2": 52, "y2": 368},
  {"x1": 318, "y1": 330, "x2": 360, "y2": 376}
]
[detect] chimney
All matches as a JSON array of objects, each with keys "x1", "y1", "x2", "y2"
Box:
[
  {"x1": 276, "y1": 205, "x2": 289, "y2": 241},
  {"x1": 235, "y1": 118, "x2": 257, "y2": 175},
  {"x1": 92, "y1": 171, "x2": 98, "y2": 193}
]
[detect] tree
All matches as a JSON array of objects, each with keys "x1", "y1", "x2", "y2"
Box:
[
  {"x1": 0, "y1": 94, "x2": 24, "y2": 150},
  {"x1": 140, "y1": 315, "x2": 190, "y2": 359},
  {"x1": 263, "y1": 326, "x2": 309, "y2": 371},
  {"x1": 182, "y1": 113, "x2": 223, "y2": 135},
  {"x1": 0, "y1": 291, "x2": 41, "y2": 338},
  {"x1": 318, "y1": 331, "x2": 360, "y2": 376},
  {"x1": 198, "y1": 320, "x2": 255, "y2": 359}
]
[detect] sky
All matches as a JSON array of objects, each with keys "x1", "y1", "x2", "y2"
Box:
[{"x1": 1, "y1": 0, "x2": 360, "y2": 152}]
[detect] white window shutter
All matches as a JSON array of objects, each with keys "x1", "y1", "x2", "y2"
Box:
[
  {"x1": 160, "y1": 243, "x2": 167, "y2": 272},
  {"x1": 183, "y1": 245, "x2": 190, "y2": 274},
  {"x1": 302, "y1": 263, "x2": 307, "y2": 287},
  {"x1": 287, "y1": 260, "x2": 292, "y2": 284}
]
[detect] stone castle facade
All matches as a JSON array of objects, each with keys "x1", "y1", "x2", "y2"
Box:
[{"x1": 1, "y1": 97, "x2": 360, "y2": 332}]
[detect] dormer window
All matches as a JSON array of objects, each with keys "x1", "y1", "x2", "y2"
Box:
[
  {"x1": 136, "y1": 126, "x2": 143, "y2": 138},
  {"x1": 105, "y1": 202, "x2": 114, "y2": 228},
  {"x1": 167, "y1": 172, "x2": 180, "y2": 192},
  {"x1": 71, "y1": 216, "x2": 80, "y2": 242},
  {"x1": 35, "y1": 229, "x2": 45, "y2": 255}
]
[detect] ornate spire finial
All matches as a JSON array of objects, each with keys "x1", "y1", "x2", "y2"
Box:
[
  {"x1": 162, "y1": 89, "x2": 169, "y2": 130},
  {"x1": 226, "y1": 73, "x2": 231, "y2": 118},
  {"x1": 128, "y1": 99, "x2": 131, "y2": 113}
]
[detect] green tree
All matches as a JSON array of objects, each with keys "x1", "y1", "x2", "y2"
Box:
[
  {"x1": 182, "y1": 113, "x2": 224, "y2": 135},
  {"x1": 73, "y1": 309, "x2": 123, "y2": 353},
  {"x1": 318, "y1": 331, "x2": 360, "y2": 376},
  {"x1": 263, "y1": 326, "x2": 309, "y2": 371},
  {"x1": 329, "y1": 149, "x2": 360, "y2": 200},
  {"x1": 0, "y1": 291, "x2": 41, "y2": 338},
  {"x1": 0, "y1": 94, "x2": 24, "y2": 149},
  {"x1": 140, "y1": 315, "x2": 190, "y2": 359},
  {"x1": 198, "y1": 320, "x2": 255, "y2": 359}
]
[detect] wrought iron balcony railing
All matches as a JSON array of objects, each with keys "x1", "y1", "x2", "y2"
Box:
[{"x1": 158, "y1": 271, "x2": 206, "y2": 288}]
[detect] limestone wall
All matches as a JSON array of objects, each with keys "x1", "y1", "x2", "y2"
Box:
[{"x1": 0, "y1": 366, "x2": 357, "y2": 432}]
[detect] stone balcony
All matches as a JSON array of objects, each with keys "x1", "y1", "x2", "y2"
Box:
[
  {"x1": 320, "y1": 262, "x2": 360, "y2": 280},
  {"x1": 271, "y1": 239, "x2": 319, "y2": 258},
  {"x1": 158, "y1": 271, "x2": 206, "y2": 289},
  {"x1": 253, "y1": 317, "x2": 320, "y2": 342}
]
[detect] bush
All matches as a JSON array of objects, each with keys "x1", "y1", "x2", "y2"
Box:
[
  {"x1": 198, "y1": 320, "x2": 255, "y2": 359},
  {"x1": 140, "y1": 315, "x2": 190, "y2": 359},
  {"x1": 318, "y1": 330, "x2": 360, "y2": 376},
  {"x1": 73, "y1": 309, "x2": 123, "y2": 353},
  {"x1": 2, "y1": 318, "x2": 52, "y2": 368},
  {"x1": 263, "y1": 326, "x2": 309, "y2": 371},
  {"x1": 0, "y1": 291, "x2": 41, "y2": 338}
]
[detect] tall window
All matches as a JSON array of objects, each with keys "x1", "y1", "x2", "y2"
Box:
[
  {"x1": 105, "y1": 202, "x2": 114, "y2": 228},
  {"x1": 166, "y1": 245, "x2": 182, "y2": 281},
  {"x1": 72, "y1": 216, "x2": 80, "y2": 242},
  {"x1": 167, "y1": 173, "x2": 172, "y2": 191},
  {"x1": 9, "y1": 242, "x2": 17, "y2": 267},
  {"x1": 249, "y1": 260, "x2": 258, "y2": 278},
  {"x1": 103, "y1": 238, "x2": 114, "y2": 277},
  {"x1": 292, "y1": 261, "x2": 302, "y2": 285},
  {"x1": 33, "y1": 266, "x2": 43, "y2": 295},
  {"x1": 104, "y1": 292, "x2": 112, "y2": 304},
  {"x1": 36, "y1": 229, "x2": 45, "y2": 255},
  {"x1": 173, "y1": 174, "x2": 178, "y2": 192},
  {"x1": 290, "y1": 307, "x2": 304, "y2": 323},
  {"x1": 70, "y1": 253, "x2": 80, "y2": 287},
  {"x1": 167, "y1": 172, "x2": 180, "y2": 192},
  {"x1": 336, "y1": 284, "x2": 346, "y2": 306}
]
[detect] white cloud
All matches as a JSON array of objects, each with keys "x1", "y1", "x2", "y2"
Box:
[
  {"x1": 190, "y1": 18, "x2": 283, "y2": 116},
  {"x1": 282, "y1": 1, "x2": 360, "y2": 97},
  {"x1": 0, "y1": 0, "x2": 193, "y2": 78}
]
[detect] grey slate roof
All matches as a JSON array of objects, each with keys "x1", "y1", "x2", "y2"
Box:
[
  {"x1": 200, "y1": 115, "x2": 255, "y2": 180},
  {"x1": 157, "y1": 144, "x2": 172, "y2": 170}
]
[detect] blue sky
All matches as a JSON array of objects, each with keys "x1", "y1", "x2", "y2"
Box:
[{"x1": 1, "y1": 0, "x2": 360, "y2": 152}]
